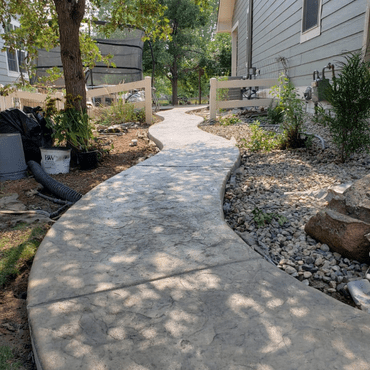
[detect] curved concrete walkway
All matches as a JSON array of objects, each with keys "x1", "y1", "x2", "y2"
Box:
[{"x1": 28, "y1": 107, "x2": 370, "y2": 370}]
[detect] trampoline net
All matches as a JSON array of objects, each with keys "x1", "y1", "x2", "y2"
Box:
[{"x1": 34, "y1": 28, "x2": 144, "y2": 87}]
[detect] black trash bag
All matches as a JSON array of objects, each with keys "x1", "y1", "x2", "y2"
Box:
[
  {"x1": 23, "y1": 106, "x2": 53, "y2": 148},
  {"x1": 0, "y1": 107, "x2": 53, "y2": 163}
]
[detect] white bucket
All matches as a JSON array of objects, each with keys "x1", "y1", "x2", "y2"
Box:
[{"x1": 40, "y1": 148, "x2": 71, "y2": 174}]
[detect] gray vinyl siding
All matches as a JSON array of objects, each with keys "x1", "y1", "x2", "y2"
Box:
[
  {"x1": 0, "y1": 38, "x2": 11, "y2": 85},
  {"x1": 232, "y1": 0, "x2": 249, "y2": 76},
  {"x1": 249, "y1": 0, "x2": 366, "y2": 88},
  {"x1": 0, "y1": 35, "x2": 19, "y2": 85}
]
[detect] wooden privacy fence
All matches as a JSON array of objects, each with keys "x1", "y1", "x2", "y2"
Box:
[
  {"x1": 0, "y1": 76, "x2": 152, "y2": 124},
  {"x1": 209, "y1": 77, "x2": 278, "y2": 120}
]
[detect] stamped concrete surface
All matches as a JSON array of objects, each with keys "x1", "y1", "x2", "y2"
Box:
[{"x1": 28, "y1": 107, "x2": 370, "y2": 370}]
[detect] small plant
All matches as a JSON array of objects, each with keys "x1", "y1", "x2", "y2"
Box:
[
  {"x1": 219, "y1": 114, "x2": 241, "y2": 126},
  {"x1": 241, "y1": 120, "x2": 281, "y2": 152},
  {"x1": 271, "y1": 74, "x2": 307, "y2": 149},
  {"x1": 317, "y1": 52, "x2": 370, "y2": 162},
  {"x1": 266, "y1": 100, "x2": 284, "y2": 125},
  {"x1": 0, "y1": 346, "x2": 21, "y2": 370},
  {"x1": 135, "y1": 108, "x2": 146, "y2": 124},
  {"x1": 45, "y1": 95, "x2": 95, "y2": 152},
  {"x1": 252, "y1": 207, "x2": 287, "y2": 228}
]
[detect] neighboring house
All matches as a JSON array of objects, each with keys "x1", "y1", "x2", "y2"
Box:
[
  {"x1": 217, "y1": 0, "x2": 370, "y2": 110},
  {"x1": 0, "y1": 20, "x2": 28, "y2": 86}
]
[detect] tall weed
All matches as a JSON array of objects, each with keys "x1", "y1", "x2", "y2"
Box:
[{"x1": 96, "y1": 100, "x2": 143, "y2": 126}]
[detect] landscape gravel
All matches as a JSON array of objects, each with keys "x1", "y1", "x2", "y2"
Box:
[{"x1": 198, "y1": 107, "x2": 370, "y2": 309}]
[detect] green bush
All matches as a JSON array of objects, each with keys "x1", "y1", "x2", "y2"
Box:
[
  {"x1": 219, "y1": 114, "x2": 241, "y2": 126},
  {"x1": 241, "y1": 120, "x2": 281, "y2": 152},
  {"x1": 96, "y1": 100, "x2": 139, "y2": 126},
  {"x1": 266, "y1": 100, "x2": 284, "y2": 125},
  {"x1": 135, "y1": 109, "x2": 146, "y2": 124},
  {"x1": 45, "y1": 94, "x2": 95, "y2": 152},
  {"x1": 271, "y1": 75, "x2": 307, "y2": 149},
  {"x1": 318, "y1": 53, "x2": 370, "y2": 162}
]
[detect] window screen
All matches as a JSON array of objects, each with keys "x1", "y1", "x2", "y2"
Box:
[
  {"x1": 302, "y1": 0, "x2": 320, "y2": 32},
  {"x1": 4, "y1": 23, "x2": 27, "y2": 74},
  {"x1": 17, "y1": 50, "x2": 26, "y2": 73},
  {"x1": 7, "y1": 49, "x2": 18, "y2": 72}
]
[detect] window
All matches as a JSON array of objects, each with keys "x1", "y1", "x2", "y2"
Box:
[
  {"x1": 17, "y1": 49, "x2": 26, "y2": 73},
  {"x1": 6, "y1": 49, "x2": 18, "y2": 72},
  {"x1": 301, "y1": 0, "x2": 322, "y2": 43},
  {"x1": 4, "y1": 22, "x2": 28, "y2": 76}
]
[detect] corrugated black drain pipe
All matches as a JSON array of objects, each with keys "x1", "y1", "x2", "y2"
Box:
[{"x1": 27, "y1": 160, "x2": 82, "y2": 204}]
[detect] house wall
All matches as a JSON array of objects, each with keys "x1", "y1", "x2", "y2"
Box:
[
  {"x1": 252, "y1": 0, "x2": 367, "y2": 89},
  {"x1": 0, "y1": 37, "x2": 14, "y2": 85},
  {"x1": 0, "y1": 23, "x2": 26, "y2": 86},
  {"x1": 232, "y1": 0, "x2": 249, "y2": 76}
]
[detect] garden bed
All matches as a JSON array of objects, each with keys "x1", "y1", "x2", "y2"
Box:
[{"x1": 198, "y1": 107, "x2": 370, "y2": 310}]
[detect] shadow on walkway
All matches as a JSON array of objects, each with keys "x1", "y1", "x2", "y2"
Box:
[{"x1": 28, "y1": 108, "x2": 370, "y2": 370}]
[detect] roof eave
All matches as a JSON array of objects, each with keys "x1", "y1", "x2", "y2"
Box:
[{"x1": 216, "y1": 0, "x2": 236, "y2": 33}]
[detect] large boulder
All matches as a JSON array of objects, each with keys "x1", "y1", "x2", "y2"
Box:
[
  {"x1": 305, "y1": 174, "x2": 370, "y2": 264},
  {"x1": 339, "y1": 174, "x2": 370, "y2": 223},
  {"x1": 305, "y1": 209, "x2": 370, "y2": 263}
]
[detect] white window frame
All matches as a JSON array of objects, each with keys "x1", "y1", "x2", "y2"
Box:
[
  {"x1": 3, "y1": 20, "x2": 29, "y2": 79},
  {"x1": 300, "y1": 0, "x2": 323, "y2": 43},
  {"x1": 231, "y1": 21, "x2": 239, "y2": 76}
]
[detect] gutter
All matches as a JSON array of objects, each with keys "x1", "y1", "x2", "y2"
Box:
[{"x1": 247, "y1": 0, "x2": 253, "y2": 73}]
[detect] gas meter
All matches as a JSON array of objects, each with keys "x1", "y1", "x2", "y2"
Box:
[{"x1": 311, "y1": 63, "x2": 334, "y2": 102}]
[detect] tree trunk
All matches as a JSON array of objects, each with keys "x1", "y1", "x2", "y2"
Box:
[
  {"x1": 171, "y1": 78, "x2": 178, "y2": 105},
  {"x1": 53, "y1": 0, "x2": 86, "y2": 111},
  {"x1": 171, "y1": 60, "x2": 178, "y2": 105},
  {"x1": 198, "y1": 68, "x2": 204, "y2": 105}
]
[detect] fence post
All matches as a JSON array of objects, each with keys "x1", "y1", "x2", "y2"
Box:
[
  {"x1": 4, "y1": 95, "x2": 13, "y2": 110},
  {"x1": 209, "y1": 78, "x2": 217, "y2": 120},
  {"x1": 55, "y1": 92, "x2": 65, "y2": 110},
  {"x1": 144, "y1": 76, "x2": 152, "y2": 124},
  {"x1": 0, "y1": 96, "x2": 5, "y2": 111}
]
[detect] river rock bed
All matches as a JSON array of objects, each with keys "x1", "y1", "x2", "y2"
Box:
[{"x1": 198, "y1": 108, "x2": 370, "y2": 308}]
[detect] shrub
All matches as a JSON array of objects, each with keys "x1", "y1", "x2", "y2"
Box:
[
  {"x1": 135, "y1": 109, "x2": 146, "y2": 124},
  {"x1": 271, "y1": 75, "x2": 307, "y2": 149},
  {"x1": 220, "y1": 114, "x2": 241, "y2": 126},
  {"x1": 96, "y1": 100, "x2": 138, "y2": 126},
  {"x1": 241, "y1": 120, "x2": 281, "y2": 152},
  {"x1": 266, "y1": 100, "x2": 284, "y2": 125},
  {"x1": 318, "y1": 53, "x2": 370, "y2": 162},
  {"x1": 45, "y1": 95, "x2": 95, "y2": 152}
]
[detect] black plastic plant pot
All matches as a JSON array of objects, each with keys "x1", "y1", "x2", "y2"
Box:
[{"x1": 78, "y1": 150, "x2": 98, "y2": 170}]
